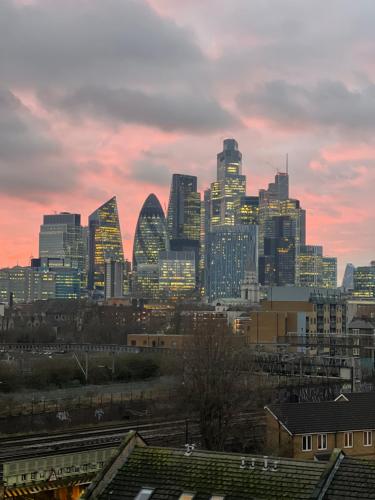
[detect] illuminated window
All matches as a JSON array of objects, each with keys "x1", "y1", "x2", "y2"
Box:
[{"x1": 179, "y1": 493, "x2": 196, "y2": 500}]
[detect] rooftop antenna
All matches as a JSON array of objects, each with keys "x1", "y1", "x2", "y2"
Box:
[{"x1": 286, "y1": 153, "x2": 289, "y2": 174}]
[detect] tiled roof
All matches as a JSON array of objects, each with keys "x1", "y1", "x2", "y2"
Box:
[
  {"x1": 325, "y1": 456, "x2": 375, "y2": 499},
  {"x1": 96, "y1": 445, "x2": 328, "y2": 500},
  {"x1": 266, "y1": 394, "x2": 375, "y2": 434}
]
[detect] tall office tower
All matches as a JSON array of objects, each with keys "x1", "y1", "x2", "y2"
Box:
[
  {"x1": 342, "y1": 263, "x2": 355, "y2": 291},
  {"x1": 353, "y1": 263, "x2": 375, "y2": 298},
  {"x1": 209, "y1": 139, "x2": 246, "y2": 228},
  {"x1": 105, "y1": 259, "x2": 124, "y2": 299},
  {"x1": 235, "y1": 196, "x2": 259, "y2": 225},
  {"x1": 39, "y1": 213, "x2": 85, "y2": 273},
  {"x1": 322, "y1": 257, "x2": 337, "y2": 288},
  {"x1": 259, "y1": 215, "x2": 296, "y2": 286},
  {"x1": 159, "y1": 251, "x2": 196, "y2": 300},
  {"x1": 259, "y1": 171, "x2": 289, "y2": 203},
  {"x1": 205, "y1": 225, "x2": 258, "y2": 302},
  {"x1": 167, "y1": 174, "x2": 200, "y2": 241},
  {"x1": 167, "y1": 174, "x2": 201, "y2": 286},
  {"x1": 258, "y1": 198, "x2": 305, "y2": 257},
  {"x1": 132, "y1": 194, "x2": 168, "y2": 299},
  {"x1": 88, "y1": 197, "x2": 124, "y2": 294},
  {"x1": 298, "y1": 245, "x2": 324, "y2": 287}
]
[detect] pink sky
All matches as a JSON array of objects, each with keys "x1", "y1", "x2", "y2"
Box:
[{"x1": 1, "y1": 0, "x2": 375, "y2": 281}]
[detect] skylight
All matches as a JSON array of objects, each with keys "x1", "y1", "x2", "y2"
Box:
[{"x1": 134, "y1": 488, "x2": 154, "y2": 500}]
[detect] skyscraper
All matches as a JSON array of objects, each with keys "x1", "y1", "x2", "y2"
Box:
[
  {"x1": 39, "y1": 212, "x2": 85, "y2": 274},
  {"x1": 235, "y1": 196, "x2": 259, "y2": 225},
  {"x1": 167, "y1": 174, "x2": 200, "y2": 241},
  {"x1": 133, "y1": 194, "x2": 168, "y2": 269},
  {"x1": 353, "y1": 263, "x2": 375, "y2": 298},
  {"x1": 208, "y1": 139, "x2": 246, "y2": 228},
  {"x1": 132, "y1": 194, "x2": 168, "y2": 299},
  {"x1": 259, "y1": 171, "x2": 289, "y2": 203},
  {"x1": 342, "y1": 263, "x2": 355, "y2": 291},
  {"x1": 322, "y1": 257, "x2": 337, "y2": 288},
  {"x1": 167, "y1": 174, "x2": 201, "y2": 286},
  {"x1": 259, "y1": 215, "x2": 296, "y2": 286},
  {"x1": 88, "y1": 197, "x2": 124, "y2": 293},
  {"x1": 298, "y1": 245, "x2": 323, "y2": 287},
  {"x1": 205, "y1": 224, "x2": 258, "y2": 302}
]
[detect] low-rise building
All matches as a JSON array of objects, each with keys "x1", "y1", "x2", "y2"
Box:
[
  {"x1": 265, "y1": 392, "x2": 375, "y2": 460},
  {"x1": 83, "y1": 431, "x2": 375, "y2": 500}
]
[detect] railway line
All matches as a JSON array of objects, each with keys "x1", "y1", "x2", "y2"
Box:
[{"x1": 0, "y1": 411, "x2": 265, "y2": 461}]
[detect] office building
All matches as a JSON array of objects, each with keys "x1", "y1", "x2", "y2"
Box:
[
  {"x1": 235, "y1": 195, "x2": 259, "y2": 225},
  {"x1": 342, "y1": 263, "x2": 355, "y2": 291},
  {"x1": 39, "y1": 212, "x2": 86, "y2": 278},
  {"x1": 298, "y1": 245, "x2": 323, "y2": 287},
  {"x1": 208, "y1": 139, "x2": 246, "y2": 228},
  {"x1": 353, "y1": 263, "x2": 375, "y2": 298},
  {"x1": 132, "y1": 194, "x2": 168, "y2": 270},
  {"x1": 105, "y1": 259, "x2": 124, "y2": 299},
  {"x1": 88, "y1": 197, "x2": 124, "y2": 294},
  {"x1": 205, "y1": 224, "x2": 258, "y2": 302},
  {"x1": 322, "y1": 257, "x2": 337, "y2": 288},
  {"x1": 259, "y1": 171, "x2": 289, "y2": 203},
  {"x1": 259, "y1": 215, "x2": 297, "y2": 286},
  {"x1": 167, "y1": 174, "x2": 200, "y2": 242},
  {"x1": 0, "y1": 266, "x2": 56, "y2": 304},
  {"x1": 159, "y1": 251, "x2": 196, "y2": 300},
  {"x1": 132, "y1": 194, "x2": 168, "y2": 299}
]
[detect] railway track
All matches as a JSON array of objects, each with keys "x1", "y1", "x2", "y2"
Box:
[{"x1": 0, "y1": 411, "x2": 265, "y2": 460}]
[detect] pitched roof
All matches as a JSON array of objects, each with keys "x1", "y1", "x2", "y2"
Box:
[
  {"x1": 266, "y1": 393, "x2": 375, "y2": 434},
  {"x1": 87, "y1": 435, "x2": 330, "y2": 500},
  {"x1": 325, "y1": 456, "x2": 375, "y2": 499}
]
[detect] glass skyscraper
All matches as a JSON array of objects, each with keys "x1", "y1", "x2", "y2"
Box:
[
  {"x1": 132, "y1": 194, "x2": 168, "y2": 299},
  {"x1": 167, "y1": 174, "x2": 200, "y2": 242},
  {"x1": 88, "y1": 197, "x2": 124, "y2": 293},
  {"x1": 322, "y1": 257, "x2": 337, "y2": 288},
  {"x1": 208, "y1": 139, "x2": 246, "y2": 228},
  {"x1": 39, "y1": 213, "x2": 86, "y2": 276},
  {"x1": 298, "y1": 245, "x2": 324, "y2": 287},
  {"x1": 205, "y1": 224, "x2": 258, "y2": 302}
]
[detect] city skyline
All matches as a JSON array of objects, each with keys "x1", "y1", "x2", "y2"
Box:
[
  {"x1": 2, "y1": 1, "x2": 375, "y2": 281},
  {"x1": 0, "y1": 146, "x2": 362, "y2": 282}
]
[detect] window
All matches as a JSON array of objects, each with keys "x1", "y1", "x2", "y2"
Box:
[
  {"x1": 210, "y1": 497, "x2": 225, "y2": 500},
  {"x1": 364, "y1": 431, "x2": 372, "y2": 446},
  {"x1": 179, "y1": 494, "x2": 195, "y2": 500},
  {"x1": 302, "y1": 434, "x2": 312, "y2": 451},
  {"x1": 21, "y1": 474, "x2": 27, "y2": 481},
  {"x1": 317, "y1": 434, "x2": 327, "y2": 450},
  {"x1": 344, "y1": 432, "x2": 353, "y2": 448},
  {"x1": 135, "y1": 488, "x2": 154, "y2": 500}
]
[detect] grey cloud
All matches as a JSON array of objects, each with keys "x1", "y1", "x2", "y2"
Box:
[
  {"x1": 237, "y1": 80, "x2": 375, "y2": 136},
  {"x1": 0, "y1": 0, "x2": 206, "y2": 89},
  {"x1": 40, "y1": 86, "x2": 239, "y2": 133},
  {"x1": 129, "y1": 159, "x2": 171, "y2": 186},
  {"x1": 0, "y1": 88, "x2": 78, "y2": 200}
]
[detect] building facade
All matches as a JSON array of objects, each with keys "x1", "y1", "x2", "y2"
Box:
[
  {"x1": 88, "y1": 197, "x2": 124, "y2": 294},
  {"x1": 158, "y1": 251, "x2": 196, "y2": 300},
  {"x1": 205, "y1": 224, "x2": 258, "y2": 302}
]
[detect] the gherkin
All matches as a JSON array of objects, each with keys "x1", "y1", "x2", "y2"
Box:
[{"x1": 132, "y1": 194, "x2": 168, "y2": 270}]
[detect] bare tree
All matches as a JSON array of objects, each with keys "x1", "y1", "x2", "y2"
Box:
[{"x1": 180, "y1": 319, "x2": 245, "y2": 451}]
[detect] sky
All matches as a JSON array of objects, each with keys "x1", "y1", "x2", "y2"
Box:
[{"x1": 1, "y1": 0, "x2": 375, "y2": 281}]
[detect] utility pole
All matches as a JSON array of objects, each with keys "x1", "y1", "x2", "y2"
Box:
[{"x1": 73, "y1": 352, "x2": 89, "y2": 383}]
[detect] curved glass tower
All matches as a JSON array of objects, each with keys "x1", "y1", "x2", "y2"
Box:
[{"x1": 133, "y1": 194, "x2": 168, "y2": 270}]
